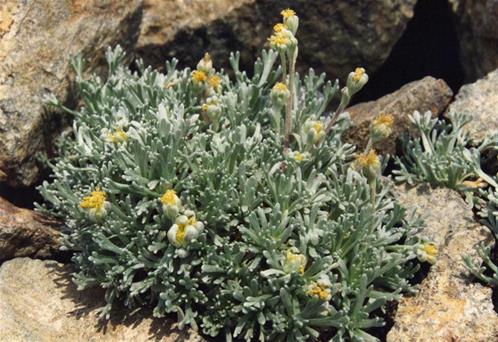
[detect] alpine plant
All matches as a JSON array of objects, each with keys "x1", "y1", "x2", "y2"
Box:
[{"x1": 39, "y1": 9, "x2": 433, "y2": 342}]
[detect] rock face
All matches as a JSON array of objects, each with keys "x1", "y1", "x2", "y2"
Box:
[
  {"x1": 0, "y1": 197, "x2": 61, "y2": 262},
  {"x1": 137, "y1": 0, "x2": 417, "y2": 81},
  {"x1": 344, "y1": 76, "x2": 453, "y2": 154},
  {"x1": 0, "y1": 0, "x2": 142, "y2": 187},
  {"x1": 450, "y1": 0, "x2": 498, "y2": 81},
  {"x1": 387, "y1": 184, "x2": 498, "y2": 342},
  {"x1": 446, "y1": 68, "x2": 498, "y2": 143},
  {"x1": 0, "y1": 258, "x2": 204, "y2": 342}
]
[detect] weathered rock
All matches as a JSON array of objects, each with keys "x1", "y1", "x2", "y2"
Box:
[
  {"x1": 137, "y1": 0, "x2": 417, "y2": 82},
  {"x1": 0, "y1": 0, "x2": 142, "y2": 187},
  {"x1": 446, "y1": 68, "x2": 498, "y2": 143},
  {"x1": 450, "y1": 0, "x2": 498, "y2": 81},
  {"x1": 344, "y1": 76, "x2": 453, "y2": 155},
  {"x1": 0, "y1": 196, "x2": 61, "y2": 262},
  {"x1": 387, "y1": 184, "x2": 498, "y2": 342},
  {"x1": 0, "y1": 258, "x2": 204, "y2": 342}
]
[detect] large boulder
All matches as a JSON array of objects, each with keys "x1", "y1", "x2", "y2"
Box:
[
  {"x1": 0, "y1": 0, "x2": 142, "y2": 187},
  {"x1": 137, "y1": 0, "x2": 417, "y2": 80},
  {"x1": 344, "y1": 76, "x2": 453, "y2": 155},
  {"x1": 0, "y1": 196, "x2": 61, "y2": 262},
  {"x1": 387, "y1": 184, "x2": 498, "y2": 341},
  {"x1": 450, "y1": 0, "x2": 498, "y2": 81},
  {"x1": 0, "y1": 258, "x2": 203, "y2": 342},
  {"x1": 446, "y1": 68, "x2": 498, "y2": 143}
]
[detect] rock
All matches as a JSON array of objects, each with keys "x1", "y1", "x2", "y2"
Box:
[
  {"x1": 450, "y1": 0, "x2": 498, "y2": 81},
  {"x1": 344, "y1": 76, "x2": 453, "y2": 155},
  {"x1": 0, "y1": 197, "x2": 61, "y2": 262},
  {"x1": 137, "y1": 0, "x2": 417, "y2": 82},
  {"x1": 446, "y1": 68, "x2": 498, "y2": 143},
  {"x1": 0, "y1": 0, "x2": 142, "y2": 187},
  {"x1": 0, "y1": 258, "x2": 204, "y2": 342},
  {"x1": 387, "y1": 184, "x2": 498, "y2": 342}
]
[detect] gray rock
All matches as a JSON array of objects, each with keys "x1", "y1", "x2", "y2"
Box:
[
  {"x1": 0, "y1": 196, "x2": 61, "y2": 262},
  {"x1": 446, "y1": 68, "x2": 498, "y2": 143},
  {"x1": 387, "y1": 184, "x2": 498, "y2": 342},
  {"x1": 0, "y1": 0, "x2": 142, "y2": 187},
  {"x1": 450, "y1": 0, "x2": 498, "y2": 81},
  {"x1": 137, "y1": 0, "x2": 417, "y2": 82},
  {"x1": 0, "y1": 258, "x2": 204, "y2": 342},
  {"x1": 344, "y1": 76, "x2": 453, "y2": 155}
]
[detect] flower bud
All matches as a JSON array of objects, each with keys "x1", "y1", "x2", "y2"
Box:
[
  {"x1": 371, "y1": 113, "x2": 394, "y2": 142},
  {"x1": 416, "y1": 242, "x2": 438, "y2": 264},
  {"x1": 283, "y1": 248, "x2": 306, "y2": 274},
  {"x1": 196, "y1": 52, "x2": 213, "y2": 74},
  {"x1": 352, "y1": 150, "x2": 381, "y2": 179},
  {"x1": 347, "y1": 67, "x2": 368, "y2": 95},
  {"x1": 281, "y1": 8, "x2": 299, "y2": 34},
  {"x1": 271, "y1": 82, "x2": 290, "y2": 106}
]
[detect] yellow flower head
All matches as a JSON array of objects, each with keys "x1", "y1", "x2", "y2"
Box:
[
  {"x1": 167, "y1": 211, "x2": 204, "y2": 248},
  {"x1": 417, "y1": 242, "x2": 438, "y2": 264},
  {"x1": 208, "y1": 75, "x2": 221, "y2": 89},
  {"x1": 281, "y1": 8, "x2": 296, "y2": 19},
  {"x1": 306, "y1": 277, "x2": 332, "y2": 301},
  {"x1": 273, "y1": 82, "x2": 288, "y2": 92},
  {"x1": 353, "y1": 150, "x2": 380, "y2": 174},
  {"x1": 192, "y1": 70, "x2": 207, "y2": 84},
  {"x1": 284, "y1": 248, "x2": 306, "y2": 274},
  {"x1": 294, "y1": 152, "x2": 304, "y2": 162},
  {"x1": 312, "y1": 121, "x2": 323, "y2": 136},
  {"x1": 268, "y1": 32, "x2": 291, "y2": 50},
  {"x1": 371, "y1": 113, "x2": 395, "y2": 140},
  {"x1": 373, "y1": 113, "x2": 394, "y2": 127},
  {"x1": 160, "y1": 189, "x2": 178, "y2": 206},
  {"x1": 273, "y1": 23, "x2": 287, "y2": 33},
  {"x1": 352, "y1": 67, "x2": 366, "y2": 82},
  {"x1": 80, "y1": 189, "x2": 106, "y2": 210},
  {"x1": 107, "y1": 127, "x2": 127, "y2": 144}
]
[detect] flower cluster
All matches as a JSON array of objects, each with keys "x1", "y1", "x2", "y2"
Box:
[{"x1": 39, "y1": 10, "x2": 428, "y2": 342}]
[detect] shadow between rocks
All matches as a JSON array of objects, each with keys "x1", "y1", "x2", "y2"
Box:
[{"x1": 46, "y1": 262, "x2": 203, "y2": 342}]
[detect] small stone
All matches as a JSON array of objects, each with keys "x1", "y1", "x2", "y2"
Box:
[
  {"x1": 0, "y1": 258, "x2": 204, "y2": 342},
  {"x1": 446, "y1": 68, "x2": 498, "y2": 143},
  {"x1": 344, "y1": 76, "x2": 453, "y2": 155},
  {"x1": 0, "y1": 197, "x2": 61, "y2": 262},
  {"x1": 387, "y1": 184, "x2": 498, "y2": 342}
]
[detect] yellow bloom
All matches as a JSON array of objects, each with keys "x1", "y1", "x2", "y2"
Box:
[
  {"x1": 192, "y1": 70, "x2": 207, "y2": 84},
  {"x1": 273, "y1": 23, "x2": 287, "y2": 33},
  {"x1": 417, "y1": 242, "x2": 438, "y2": 264},
  {"x1": 371, "y1": 113, "x2": 395, "y2": 140},
  {"x1": 353, "y1": 150, "x2": 380, "y2": 172},
  {"x1": 268, "y1": 32, "x2": 291, "y2": 50},
  {"x1": 107, "y1": 127, "x2": 127, "y2": 144},
  {"x1": 196, "y1": 52, "x2": 213, "y2": 73},
  {"x1": 80, "y1": 190, "x2": 106, "y2": 210},
  {"x1": 352, "y1": 67, "x2": 365, "y2": 82},
  {"x1": 208, "y1": 75, "x2": 221, "y2": 89},
  {"x1": 167, "y1": 210, "x2": 204, "y2": 248},
  {"x1": 281, "y1": 8, "x2": 296, "y2": 19},
  {"x1": 304, "y1": 119, "x2": 325, "y2": 143},
  {"x1": 306, "y1": 277, "x2": 332, "y2": 301},
  {"x1": 160, "y1": 189, "x2": 178, "y2": 206},
  {"x1": 273, "y1": 82, "x2": 288, "y2": 92},
  {"x1": 283, "y1": 248, "x2": 306, "y2": 274},
  {"x1": 294, "y1": 152, "x2": 304, "y2": 162},
  {"x1": 80, "y1": 189, "x2": 110, "y2": 220}
]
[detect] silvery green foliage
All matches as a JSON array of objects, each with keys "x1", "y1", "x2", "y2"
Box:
[
  {"x1": 394, "y1": 111, "x2": 497, "y2": 191},
  {"x1": 396, "y1": 110, "x2": 498, "y2": 289},
  {"x1": 464, "y1": 188, "x2": 498, "y2": 286},
  {"x1": 39, "y1": 46, "x2": 424, "y2": 341}
]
